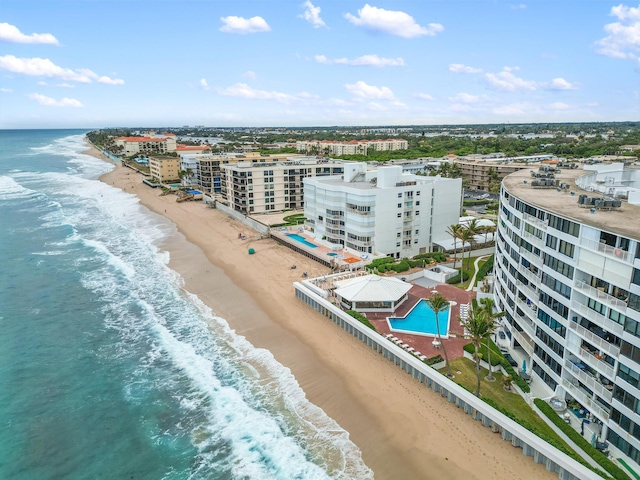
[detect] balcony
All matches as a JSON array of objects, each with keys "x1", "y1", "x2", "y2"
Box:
[
  {"x1": 520, "y1": 266, "x2": 541, "y2": 286},
  {"x1": 519, "y1": 248, "x2": 542, "y2": 268},
  {"x1": 522, "y1": 230, "x2": 545, "y2": 249},
  {"x1": 515, "y1": 298, "x2": 538, "y2": 325},
  {"x1": 511, "y1": 327, "x2": 535, "y2": 356},
  {"x1": 516, "y1": 279, "x2": 538, "y2": 301},
  {"x1": 573, "y1": 279, "x2": 628, "y2": 312},
  {"x1": 523, "y1": 213, "x2": 548, "y2": 230},
  {"x1": 580, "y1": 237, "x2": 633, "y2": 263},
  {"x1": 513, "y1": 309, "x2": 536, "y2": 337},
  {"x1": 571, "y1": 301, "x2": 624, "y2": 337},
  {"x1": 572, "y1": 344, "x2": 616, "y2": 379},
  {"x1": 564, "y1": 359, "x2": 613, "y2": 402},
  {"x1": 562, "y1": 378, "x2": 611, "y2": 421},
  {"x1": 568, "y1": 320, "x2": 620, "y2": 358}
]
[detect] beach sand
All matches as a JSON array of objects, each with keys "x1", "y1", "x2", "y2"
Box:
[{"x1": 91, "y1": 145, "x2": 555, "y2": 480}]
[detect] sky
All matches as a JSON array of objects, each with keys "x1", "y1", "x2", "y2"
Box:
[{"x1": 0, "y1": 0, "x2": 639, "y2": 128}]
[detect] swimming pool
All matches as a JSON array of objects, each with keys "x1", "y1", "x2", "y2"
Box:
[
  {"x1": 286, "y1": 233, "x2": 318, "y2": 249},
  {"x1": 387, "y1": 300, "x2": 450, "y2": 337}
]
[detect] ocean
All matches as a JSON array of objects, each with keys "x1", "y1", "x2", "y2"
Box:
[{"x1": 0, "y1": 130, "x2": 372, "y2": 480}]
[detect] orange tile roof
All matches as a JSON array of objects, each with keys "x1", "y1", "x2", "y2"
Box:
[
  {"x1": 176, "y1": 145, "x2": 211, "y2": 151},
  {"x1": 117, "y1": 136, "x2": 168, "y2": 142}
]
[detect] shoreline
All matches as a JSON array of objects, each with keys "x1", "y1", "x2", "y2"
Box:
[{"x1": 87, "y1": 142, "x2": 555, "y2": 479}]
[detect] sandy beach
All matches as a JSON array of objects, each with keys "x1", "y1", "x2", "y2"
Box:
[{"x1": 91, "y1": 145, "x2": 555, "y2": 480}]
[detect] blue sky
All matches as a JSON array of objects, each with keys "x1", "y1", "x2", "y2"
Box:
[{"x1": 1, "y1": 0, "x2": 638, "y2": 128}]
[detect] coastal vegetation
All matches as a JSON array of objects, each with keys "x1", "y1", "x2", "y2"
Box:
[
  {"x1": 425, "y1": 292, "x2": 452, "y2": 377},
  {"x1": 345, "y1": 310, "x2": 375, "y2": 330},
  {"x1": 534, "y1": 399, "x2": 627, "y2": 480}
]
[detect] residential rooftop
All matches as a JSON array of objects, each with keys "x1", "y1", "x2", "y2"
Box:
[{"x1": 502, "y1": 165, "x2": 640, "y2": 241}]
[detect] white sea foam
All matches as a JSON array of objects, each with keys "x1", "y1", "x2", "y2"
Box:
[{"x1": 11, "y1": 134, "x2": 373, "y2": 479}]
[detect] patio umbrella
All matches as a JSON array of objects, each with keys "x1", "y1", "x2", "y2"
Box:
[
  {"x1": 591, "y1": 432, "x2": 597, "y2": 447},
  {"x1": 522, "y1": 359, "x2": 527, "y2": 373}
]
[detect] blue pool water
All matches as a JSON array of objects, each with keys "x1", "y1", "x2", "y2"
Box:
[
  {"x1": 286, "y1": 233, "x2": 318, "y2": 248},
  {"x1": 388, "y1": 300, "x2": 450, "y2": 337},
  {"x1": 327, "y1": 253, "x2": 338, "y2": 257}
]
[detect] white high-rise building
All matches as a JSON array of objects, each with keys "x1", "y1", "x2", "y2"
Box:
[
  {"x1": 494, "y1": 163, "x2": 640, "y2": 464},
  {"x1": 303, "y1": 163, "x2": 461, "y2": 258}
]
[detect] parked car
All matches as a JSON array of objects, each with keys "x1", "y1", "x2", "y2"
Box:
[{"x1": 503, "y1": 353, "x2": 518, "y2": 367}]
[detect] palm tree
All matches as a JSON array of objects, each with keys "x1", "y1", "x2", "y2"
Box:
[
  {"x1": 457, "y1": 228, "x2": 475, "y2": 283},
  {"x1": 446, "y1": 224, "x2": 462, "y2": 268},
  {"x1": 460, "y1": 301, "x2": 497, "y2": 396},
  {"x1": 478, "y1": 298, "x2": 505, "y2": 382},
  {"x1": 425, "y1": 292, "x2": 452, "y2": 378},
  {"x1": 483, "y1": 224, "x2": 496, "y2": 244}
]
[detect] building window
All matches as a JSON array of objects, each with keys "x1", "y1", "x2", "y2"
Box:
[
  {"x1": 398, "y1": 203, "x2": 402, "y2": 208},
  {"x1": 398, "y1": 193, "x2": 402, "y2": 198},
  {"x1": 558, "y1": 240, "x2": 575, "y2": 258},
  {"x1": 415, "y1": 211, "x2": 420, "y2": 216},
  {"x1": 397, "y1": 213, "x2": 402, "y2": 218}
]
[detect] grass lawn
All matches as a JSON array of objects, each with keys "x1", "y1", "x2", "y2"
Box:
[{"x1": 448, "y1": 357, "x2": 577, "y2": 451}]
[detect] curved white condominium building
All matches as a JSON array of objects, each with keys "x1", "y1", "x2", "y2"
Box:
[{"x1": 494, "y1": 163, "x2": 640, "y2": 464}]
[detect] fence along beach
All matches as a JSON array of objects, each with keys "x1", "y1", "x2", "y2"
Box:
[{"x1": 92, "y1": 145, "x2": 556, "y2": 480}]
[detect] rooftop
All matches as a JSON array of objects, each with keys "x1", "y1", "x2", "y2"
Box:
[{"x1": 502, "y1": 166, "x2": 640, "y2": 241}]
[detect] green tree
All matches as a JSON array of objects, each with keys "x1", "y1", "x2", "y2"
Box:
[
  {"x1": 457, "y1": 228, "x2": 475, "y2": 282},
  {"x1": 460, "y1": 301, "x2": 497, "y2": 396},
  {"x1": 425, "y1": 292, "x2": 452, "y2": 377},
  {"x1": 477, "y1": 298, "x2": 505, "y2": 382},
  {"x1": 446, "y1": 224, "x2": 462, "y2": 268}
]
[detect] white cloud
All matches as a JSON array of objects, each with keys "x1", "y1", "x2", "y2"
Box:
[
  {"x1": 315, "y1": 54, "x2": 405, "y2": 67},
  {"x1": 218, "y1": 82, "x2": 309, "y2": 103},
  {"x1": 300, "y1": 1, "x2": 326, "y2": 28},
  {"x1": 97, "y1": 76, "x2": 125, "y2": 85},
  {"x1": 243, "y1": 70, "x2": 256, "y2": 80},
  {"x1": 56, "y1": 83, "x2": 75, "y2": 88},
  {"x1": 344, "y1": 80, "x2": 395, "y2": 99},
  {"x1": 199, "y1": 78, "x2": 210, "y2": 90},
  {"x1": 27, "y1": 93, "x2": 83, "y2": 107},
  {"x1": 0, "y1": 55, "x2": 124, "y2": 84},
  {"x1": 449, "y1": 63, "x2": 482, "y2": 74},
  {"x1": 219, "y1": 16, "x2": 271, "y2": 34},
  {"x1": 414, "y1": 93, "x2": 434, "y2": 101},
  {"x1": 595, "y1": 3, "x2": 640, "y2": 62},
  {"x1": 449, "y1": 92, "x2": 483, "y2": 103},
  {"x1": 549, "y1": 102, "x2": 570, "y2": 110},
  {"x1": 344, "y1": 4, "x2": 444, "y2": 39},
  {"x1": 37, "y1": 80, "x2": 48, "y2": 86},
  {"x1": 0, "y1": 22, "x2": 59, "y2": 45},
  {"x1": 485, "y1": 67, "x2": 538, "y2": 91},
  {"x1": 511, "y1": 4, "x2": 527, "y2": 9},
  {"x1": 546, "y1": 77, "x2": 579, "y2": 90},
  {"x1": 0, "y1": 87, "x2": 12, "y2": 93}
]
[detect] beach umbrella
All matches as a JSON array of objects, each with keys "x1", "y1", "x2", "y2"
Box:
[
  {"x1": 248, "y1": 248, "x2": 255, "y2": 255},
  {"x1": 522, "y1": 359, "x2": 527, "y2": 373}
]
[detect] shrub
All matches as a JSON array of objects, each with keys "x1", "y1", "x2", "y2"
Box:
[
  {"x1": 426, "y1": 354, "x2": 444, "y2": 366},
  {"x1": 534, "y1": 398, "x2": 626, "y2": 480},
  {"x1": 365, "y1": 257, "x2": 396, "y2": 269},
  {"x1": 446, "y1": 270, "x2": 471, "y2": 284},
  {"x1": 463, "y1": 342, "x2": 502, "y2": 366},
  {"x1": 412, "y1": 252, "x2": 446, "y2": 263},
  {"x1": 475, "y1": 254, "x2": 494, "y2": 282},
  {"x1": 345, "y1": 310, "x2": 375, "y2": 330}
]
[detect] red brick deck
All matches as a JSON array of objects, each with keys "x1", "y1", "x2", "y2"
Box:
[{"x1": 366, "y1": 284, "x2": 476, "y2": 360}]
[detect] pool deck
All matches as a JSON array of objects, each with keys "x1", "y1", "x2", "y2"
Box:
[
  {"x1": 270, "y1": 227, "x2": 365, "y2": 269},
  {"x1": 366, "y1": 284, "x2": 476, "y2": 360}
]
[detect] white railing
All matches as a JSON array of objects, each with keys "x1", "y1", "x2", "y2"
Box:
[
  {"x1": 568, "y1": 320, "x2": 620, "y2": 359},
  {"x1": 516, "y1": 298, "x2": 538, "y2": 325},
  {"x1": 513, "y1": 309, "x2": 536, "y2": 337},
  {"x1": 522, "y1": 230, "x2": 545, "y2": 249},
  {"x1": 579, "y1": 237, "x2": 632, "y2": 263},
  {"x1": 573, "y1": 279, "x2": 628, "y2": 311},
  {"x1": 511, "y1": 328, "x2": 535, "y2": 356},
  {"x1": 516, "y1": 279, "x2": 538, "y2": 302},
  {"x1": 564, "y1": 360, "x2": 614, "y2": 402},
  {"x1": 520, "y1": 248, "x2": 543, "y2": 268},
  {"x1": 562, "y1": 379, "x2": 611, "y2": 421},
  {"x1": 575, "y1": 346, "x2": 616, "y2": 379},
  {"x1": 523, "y1": 213, "x2": 548, "y2": 230},
  {"x1": 571, "y1": 301, "x2": 624, "y2": 337},
  {"x1": 520, "y1": 266, "x2": 541, "y2": 286}
]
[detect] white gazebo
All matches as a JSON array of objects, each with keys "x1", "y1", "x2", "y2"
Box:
[{"x1": 333, "y1": 275, "x2": 412, "y2": 312}]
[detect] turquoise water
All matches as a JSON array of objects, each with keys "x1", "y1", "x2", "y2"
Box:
[
  {"x1": 388, "y1": 300, "x2": 450, "y2": 336},
  {"x1": 286, "y1": 233, "x2": 318, "y2": 248},
  {"x1": 0, "y1": 130, "x2": 372, "y2": 480}
]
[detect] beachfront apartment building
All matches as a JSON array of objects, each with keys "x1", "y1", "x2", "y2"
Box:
[
  {"x1": 148, "y1": 156, "x2": 180, "y2": 183},
  {"x1": 493, "y1": 163, "x2": 640, "y2": 464},
  {"x1": 115, "y1": 135, "x2": 177, "y2": 155},
  {"x1": 303, "y1": 163, "x2": 461, "y2": 258},
  {"x1": 221, "y1": 157, "x2": 344, "y2": 214},
  {"x1": 296, "y1": 139, "x2": 408, "y2": 156}
]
